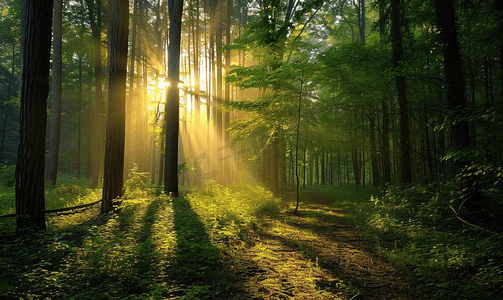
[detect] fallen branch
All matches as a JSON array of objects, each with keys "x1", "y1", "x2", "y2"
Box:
[
  {"x1": 448, "y1": 204, "x2": 495, "y2": 235},
  {"x1": 47, "y1": 199, "x2": 102, "y2": 214},
  {"x1": 0, "y1": 199, "x2": 102, "y2": 219}
]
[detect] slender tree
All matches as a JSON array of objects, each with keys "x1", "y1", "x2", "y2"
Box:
[
  {"x1": 101, "y1": 0, "x2": 129, "y2": 213},
  {"x1": 15, "y1": 0, "x2": 54, "y2": 231},
  {"x1": 164, "y1": 0, "x2": 184, "y2": 197},
  {"x1": 45, "y1": 0, "x2": 63, "y2": 186},
  {"x1": 86, "y1": 0, "x2": 105, "y2": 188},
  {"x1": 77, "y1": 57, "x2": 82, "y2": 178},
  {"x1": 390, "y1": 0, "x2": 411, "y2": 183},
  {"x1": 0, "y1": 43, "x2": 16, "y2": 163}
]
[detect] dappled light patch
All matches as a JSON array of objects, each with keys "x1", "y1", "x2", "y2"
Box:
[{"x1": 0, "y1": 192, "x2": 177, "y2": 299}]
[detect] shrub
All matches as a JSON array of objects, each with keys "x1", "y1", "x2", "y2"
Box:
[{"x1": 124, "y1": 163, "x2": 151, "y2": 198}]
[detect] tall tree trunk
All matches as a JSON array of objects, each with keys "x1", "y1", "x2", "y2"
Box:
[
  {"x1": 124, "y1": 0, "x2": 138, "y2": 182},
  {"x1": 270, "y1": 130, "x2": 279, "y2": 194},
  {"x1": 349, "y1": 114, "x2": 360, "y2": 188},
  {"x1": 102, "y1": 0, "x2": 129, "y2": 213},
  {"x1": 294, "y1": 77, "x2": 304, "y2": 212},
  {"x1": 433, "y1": 0, "x2": 471, "y2": 151},
  {"x1": 164, "y1": 0, "x2": 184, "y2": 197},
  {"x1": 495, "y1": 0, "x2": 503, "y2": 93},
  {"x1": 45, "y1": 0, "x2": 63, "y2": 186},
  {"x1": 158, "y1": 119, "x2": 165, "y2": 186},
  {"x1": 77, "y1": 57, "x2": 82, "y2": 178},
  {"x1": 86, "y1": 81, "x2": 93, "y2": 178},
  {"x1": 382, "y1": 101, "x2": 392, "y2": 185},
  {"x1": 16, "y1": 0, "x2": 53, "y2": 231},
  {"x1": 321, "y1": 146, "x2": 326, "y2": 185},
  {"x1": 215, "y1": 0, "x2": 223, "y2": 181},
  {"x1": 193, "y1": 0, "x2": 201, "y2": 126},
  {"x1": 86, "y1": 0, "x2": 105, "y2": 188},
  {"x1": 224, "y1": 0, "x2": 232, "y2": 183},
  {"x1": 361, "y1": 113, "x2": 366, "y2": 188},
  {"x1": 369, "y1": 115, "x2": 380, "y2": 187},
  {"x1": 302, "y1": 142, "x2": 307, "y2": 189},
  {"x1": 356, "y1": 0, "x2": 365, "y2": 44},
  {"x1": 0, "y1": 43, "x2": 16, "y2": 163},
  {"x1": 434, "y1": 0, "x2": 481, "y2": 218},
  {"x1": 391, "y1": 0, "x2": 412, "y2": 184}
]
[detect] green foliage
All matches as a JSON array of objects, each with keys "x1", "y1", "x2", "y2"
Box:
[
  {"x1": 0, "y1": 193, "x2": 176, "y2": 299},
  {"x1": 318, "y1": 184, "x2": 503, "y2": 300},
  {"x1": 0, "y1": 164, "x2": 15, "y2": 187},
  {"x1": 0, "y1": 172, "x2": 94, "y2": 223},
  {"x1": 455, "y1": 163, "x2": 503, "y2": 221},
  {"x1": 71, "y1": 197, "x2": 175, "y2": 298},
  {"x1": 124, "y1": 163, "x2": 151, "y2": 198},
  {"x1": 188, "y1": 180, "x2": 282, "y2": 232},
  {"x1": 45, "y1": 180, "x2": 93, "y2": 211},
  {"x1": 178, "y1": 162, "x2": 195, "y2": 173},
  {"x1": 180, "y1": 284, "x2": 212, "y2": 299},
  {"x1": 1, "y1": 177, "x2": 284, "y2": 299}
]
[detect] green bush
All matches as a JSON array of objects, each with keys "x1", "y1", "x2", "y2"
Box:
[
  {"x1": 124, "y1": 163, "x2": 151, "y2": 198},
  {"x1": 0, "y1": 165, "x2": 15, "y2": 187}
]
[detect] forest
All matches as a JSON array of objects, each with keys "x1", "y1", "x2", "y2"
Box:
[{"x1": 1, "y1": 0, "x2": 503, "y2": 299}]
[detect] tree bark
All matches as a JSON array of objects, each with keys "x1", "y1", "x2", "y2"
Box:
[
  {"x1": 102, "y1": 0, "x2": 129, "y2": 213},
  {"x1": 16, "y1": 0, "x2": 53, "y2": 231},
  {"x1": 215, "y1": 0, "x2": 223, "y2": 181},
  {"x1": 270, "y1": 130, "x2": 279, "y2": 195},
  {"x1": 433, "y1": 0, "x2": 470, "y2": 150},
  {"x1": 86, "y1": 81, "x2": 93, "y2": 178},
  {"x1": 45, "y1": 0, "x2": 63, "y2": 186},
  {"x1": 164, "y1": 0, "x2": 184, "y2": 197},
  {"x1": 369, "y1": 115, "x2": 380, "y2": 187},
  {"x1": 381, "y1": 101, "x2": 392, "y2": 185},
  {"x1": 124, "y1": 0, "x2": 138, "y2": 182},
  {"x1": 391, "y1": 0, "x2": 412, "y2": 184},
  {"x1": 86, "y1": 0, "x2": 105, "y2": 188},
  {"x1": 77, "y1": 57, "x2": 82, "y2": 178}
]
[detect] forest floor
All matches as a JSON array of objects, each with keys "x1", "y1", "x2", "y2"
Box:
[
  {"x1": 209, "y1": 192, "x2": 428, "y2": 300},
  {"x1": 0, "y1": 185, "x2": 431, "y2": 299}
]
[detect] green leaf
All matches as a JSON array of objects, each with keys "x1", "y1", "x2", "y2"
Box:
[{"x1": 0, "y1": 280, "x2": 12, "y2": 294}]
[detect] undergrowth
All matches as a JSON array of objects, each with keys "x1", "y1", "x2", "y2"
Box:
[
  {"x1": 317, "y1": 184, "x2": 503, "y2": 300},
  {"x1": 0, "y1": 173, "x2": 283, "y2": 299},
  {"x1": 187, "y1": 180, "x2": 283, "y2": 248}
]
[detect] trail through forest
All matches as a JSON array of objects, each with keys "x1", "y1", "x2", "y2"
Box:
[{"x1": 199, "y1": 192, "x2": 428, "y2": 300}]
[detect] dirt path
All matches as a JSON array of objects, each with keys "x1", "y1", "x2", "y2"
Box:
[{"x1": 219, "y1": 193, "x2": 428, "y2": 299}]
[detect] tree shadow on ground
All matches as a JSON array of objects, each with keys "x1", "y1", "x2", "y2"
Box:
[
  {"x1": 167, "y1": 196, "x2": 230, "y2": 298},
  {"x1": 259, "y1": 193, "x2": 428, "y2": 299},
  {"x1": 117, "y1": 198, "x2": 163, "y2": 295}
]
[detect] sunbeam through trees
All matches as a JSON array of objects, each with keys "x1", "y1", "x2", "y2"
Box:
[{"x1": 0, "y1": 0, "x2": 503, "y2": 299}]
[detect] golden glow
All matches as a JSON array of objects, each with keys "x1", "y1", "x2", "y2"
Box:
[
  {"x1": 157, "y1": 77, "x2": 168, "y2": 90},
  {"x1": 125, "y1": 19, "x2": 246, "y2": 188}
]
